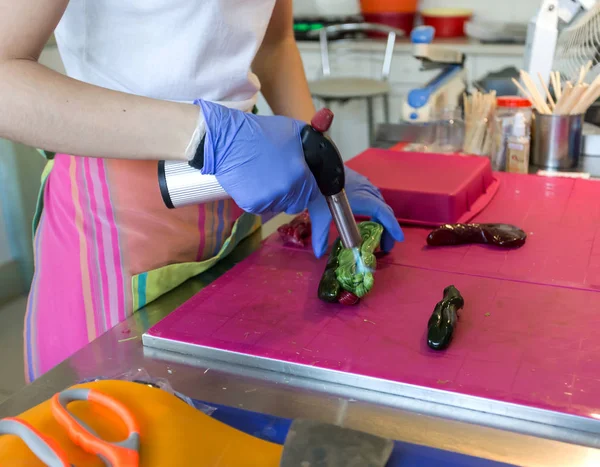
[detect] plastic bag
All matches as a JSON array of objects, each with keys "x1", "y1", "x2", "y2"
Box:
[{"x1": 77, "y1": 367, "x2": 216, "y2": 415}]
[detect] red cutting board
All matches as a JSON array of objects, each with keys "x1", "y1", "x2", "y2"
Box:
[{"x1": 146, "y1": 172, "x2": 600, "y2": 421}]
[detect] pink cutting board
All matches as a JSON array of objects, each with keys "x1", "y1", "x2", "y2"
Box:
[
  {"x1": 147, "y1": 243, "x2": 600, "y2": 418},
  {"x1": 265, "y1": 173, "x2": 600, "y2": 293},
  {"x1": 146, "y1": 172, "x2": 600, "y2": 421}
]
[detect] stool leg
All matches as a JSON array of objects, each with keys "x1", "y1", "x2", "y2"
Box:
[
  {"x1": 366, "y1": 97, "x2": 375, "y2": 146},
  {"x1": 383, "y1": 94, "x2": 390, "y2": 123}
]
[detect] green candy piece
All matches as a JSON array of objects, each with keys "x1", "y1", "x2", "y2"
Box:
[
  {"x1": 317, "y1": 268, "x2": 341, "y2": 303},
  {"x1": 326, "y1": 238, "x2": 343, "y2": 269},
  {"x1": 335, "y1": 222, "x2": 383, "y2": 298}
]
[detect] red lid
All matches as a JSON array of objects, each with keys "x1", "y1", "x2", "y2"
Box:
[{"x1": 497, "y1": 96, "x2": 532, "y2": 108}]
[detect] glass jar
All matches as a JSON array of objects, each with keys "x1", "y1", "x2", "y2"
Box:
[{"x1": 432, "y1": 107, "x2": 465, "y2": 153}]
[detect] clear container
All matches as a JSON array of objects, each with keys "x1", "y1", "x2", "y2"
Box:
[
  {"x1": 506, "y1": 112, "x2": 531, "y2": 174},
  {"x1": 432, "y1": 107, "x2": 465, "y2": 153},
  {"x1": 463, "y1": 107, "x2": 496, "y2": 157},
  {"x1": 491, "y1": 96, "x2": 532, "y2": 171}
]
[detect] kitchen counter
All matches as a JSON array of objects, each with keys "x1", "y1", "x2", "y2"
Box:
[
  {"x1": 44, "y1": 35, "x2": 523, "y2": 56},
  {"x1": 1, "y1": 216, "x2": 600, "y2": 466},
  {"x1": 297, "y1": 37, "x2": 525, "y2": 56},
  {"x1": 45, "y1": 34, "x2": 523, "y2": 56}
]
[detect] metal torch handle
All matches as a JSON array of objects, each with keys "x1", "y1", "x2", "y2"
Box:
[
  {"x1": 327, "y1": 191, "x2": 363, "y2": 249},
  {"x1": 158, "y1": 160, "x2": 229, "y2": 208}
]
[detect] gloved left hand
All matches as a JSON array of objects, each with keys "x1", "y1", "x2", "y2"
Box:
[{"x1": 309, "y1": 167, "x2": 404, "y2": 258}]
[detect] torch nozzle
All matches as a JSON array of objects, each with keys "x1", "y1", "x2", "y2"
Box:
[{"x1": 326, "y1": 191, "x2": 362, "y2": 250}]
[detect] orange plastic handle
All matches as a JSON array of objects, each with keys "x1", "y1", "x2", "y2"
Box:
[
  {"x1": 50, "y1": 389, "x2": 140, "y2": 466},
  {"x1": 1, "y1": 417, "x2": 71, "y2": 467}
]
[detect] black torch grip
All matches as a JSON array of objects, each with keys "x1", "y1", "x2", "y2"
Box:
[{"x1": 300, "y1": 110, "x2": 345, "y2": 197}]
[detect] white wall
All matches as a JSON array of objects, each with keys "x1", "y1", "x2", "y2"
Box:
[
  {"x1": 420, "y1": 0, "x2": 540, "y2": 23},
  {"x1": 39, "y1": 43, "x2": 66, "y2": 74}
]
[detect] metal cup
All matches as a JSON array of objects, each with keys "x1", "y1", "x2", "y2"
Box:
[{"x1": 531, "y1": 112, "x2": 583, "y2": 170}]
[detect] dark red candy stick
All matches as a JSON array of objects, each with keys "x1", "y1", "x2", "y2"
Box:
[
  {"x1": 311, "y1": 108, "x2": 334, "y2": 133},
  {"x1": 338, "y1": 290, "x2": 360, "y2": 306},
  {"x1": 277, "y1": 212, "x2": 312, "y2": 248}
]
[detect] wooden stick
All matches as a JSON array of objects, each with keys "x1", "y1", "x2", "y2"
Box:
[
  {"x1": 574, "y1": 80, "x2": 600, "y2": 115},
  {"x1": 482, "y1": 97, "x2": 496, "y2": 156},
  {"x1": 550, "y1": 72, "x2": 559, "y2": 101},
  {"x1": 553, "y1": 71, "x2": 562, "y2": 100},
  {"x1": 467, "y1": 93, "x2": 483, "y2": 154},
  {"x1": 538, "y1": 72, "x2": 555, "y2": 111},
  {"x1": 578, "y1": 60, "x2": 593, "y2": 86},
  {"x1": 520, "y1": 71, "x2": 546, "y2": 113},
  {"x1": 474, "y1": 91, "x2": 481, "y2": 116},
  {"x1": 463, "y1": 94, "x2": 473, "y2": 153},
  {"x1": 462, "y1": 91, "x2": 496, "y2": 155},
  {"x1": 512, "y1": 78, "x2": 530, "y2": 100},
  {"x1": 521, "y1": 71, "x2": 551, "y2": 114},
  {"x1": 563, "y1": 84, "x2": 587, "y2": 115},
  {"x1": 514, "y1": 75, "x2": 546, "y2": 114},
  {"x1": 555, "y1": 82, "x2": 574, "y2": 114},
  {"x1": 463, "y1": 93, "x2": 473, "y2": 153},
  {"x1": 582, "y1": 86, "x2": 600, "y2": 112},
  {"x1": 554, "y1": 82, "x2": 570, "y2": 114},
  {"x1": 572, "y1": 74, "x2": 600, "y2": 114}
]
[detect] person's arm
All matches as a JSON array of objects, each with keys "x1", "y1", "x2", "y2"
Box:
[
  {"x1": 0, "y1": 0, "x2": 197, "y2": 161},
  {"x1": 252, "y1": 0, "x2": 316, "y2": 124}
]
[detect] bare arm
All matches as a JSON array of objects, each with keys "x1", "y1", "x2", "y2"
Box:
[
  {"x1": 0, "y1": 0, "x2": 197, "y2": 161},
  {"x1": 253, "y1": 0, "x2": 316, "y2": 124}
]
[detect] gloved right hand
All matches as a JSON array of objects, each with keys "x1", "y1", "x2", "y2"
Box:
[{"x1": 192, "y1": 100, "x2": 319, "y2": 215}]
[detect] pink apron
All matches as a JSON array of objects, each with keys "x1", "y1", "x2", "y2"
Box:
[{"x1": 24, "y1": 154, "x2": 260, "y2": 381}]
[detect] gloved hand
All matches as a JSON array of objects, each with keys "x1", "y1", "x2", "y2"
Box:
[
  {"x1": 195, "y1": 100, "x2": 318, "y2": 214},
  {"x1": 309, "y1": 167, "x2": 404, "y2": 258}
]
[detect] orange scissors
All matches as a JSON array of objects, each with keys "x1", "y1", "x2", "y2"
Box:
[{"x1": 0, "y1": 387, "x2": 140, "y2": 466}]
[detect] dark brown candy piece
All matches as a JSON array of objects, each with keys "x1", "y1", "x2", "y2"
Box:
[
  {"x1": 277, "y1": 212, "x2": 311, "y2": 248},
  {"x1": 427, "y1": 223, "x2": 526, "y2": 249},
  {"x1": 338, "y1": 290, "x2": 360, "y2": 306},
  {"x1": 427, "y1": 285, "x2": 464, "y2": 351}
]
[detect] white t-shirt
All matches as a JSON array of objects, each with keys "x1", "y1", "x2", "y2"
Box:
[{"x1": 55, "y1": 0, "x2": 277, "y2": 111}]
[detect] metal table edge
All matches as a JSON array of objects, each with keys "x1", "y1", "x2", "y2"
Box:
[{"x1": 142, "y1": 333, "x2": 600, "y2": 449}]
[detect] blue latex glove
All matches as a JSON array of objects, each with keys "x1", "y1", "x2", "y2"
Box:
[
  {"x1": 309, "y1": 167, "x2": 404, "y2": 258},
  {"x1": 197, "y1": 100, "x2": 318, "y2": 215}
]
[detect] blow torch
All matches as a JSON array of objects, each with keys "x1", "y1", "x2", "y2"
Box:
[{"x1": 158, "y1": 109, "x2": 362, "y2": 249}]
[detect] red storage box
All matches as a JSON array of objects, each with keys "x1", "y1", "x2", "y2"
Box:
[
  {"x1": 346, "y1": 149, "x2": 500, "y2": 226},
  {"x1": 360, "y1": 0, "x2": 419, "y2": 13},
  {"x1": 363, "y1": 12, "x2": 416, "y2": 36}
]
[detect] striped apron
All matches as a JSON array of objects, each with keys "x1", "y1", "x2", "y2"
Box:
[{"x1": 24, "y1": 152, "x2": 260, "y2": 382}]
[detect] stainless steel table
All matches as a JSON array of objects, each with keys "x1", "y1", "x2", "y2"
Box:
[{"x1": 2, "y1": 227, "x2": 600, "y2": 467}]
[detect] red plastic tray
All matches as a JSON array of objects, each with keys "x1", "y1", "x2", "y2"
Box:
[{"x1": 346, "y1": 149, "x2": 499, "y2": 227}]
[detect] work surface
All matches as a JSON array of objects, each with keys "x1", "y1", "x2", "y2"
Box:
[
  {"x1": 145, "y1": 172, "x2": 600, "y2": 440},
  {"x1": 4, "y1": 175, "x2": 600, "y2": 466}
]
